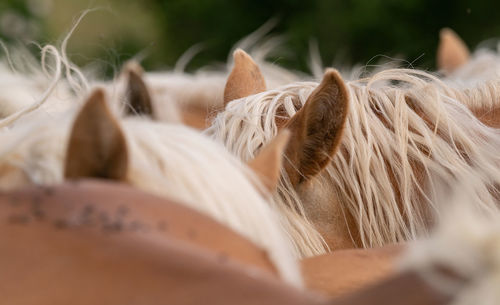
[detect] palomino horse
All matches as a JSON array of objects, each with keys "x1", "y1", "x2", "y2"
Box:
[
  {"x1": 207, "y1": 51, "x2": 500, "y2": 256},
  {"x1": 0, "y1": 88, "x2": 302, "y2": 285}
]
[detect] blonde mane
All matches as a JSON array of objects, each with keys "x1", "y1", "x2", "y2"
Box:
[
  {"x1": 207, "y1": 68, "x2": 500, "y2": 255},
  {"x1": 0, "y1": 106, "x2": 301, "y2": 286},
  {"x1": 402, "y1": 178, "x2": 500, "y2": 305}
]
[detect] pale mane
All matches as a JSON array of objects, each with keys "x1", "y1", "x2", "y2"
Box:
[
  {"x1": 123, "y1": 120, "x2": 301, "y2": 285},
  {"x1": 0, "y1": 44, "x2": 82, "y2": 127},
  {"x1": 0, "y1": 110, "x2": 301, "y2": 286},
  {"x1": 206, "y1": 68, "x2": 500, "y2": 254},
  {"x1": 0, "y1": 14, "x2": 93, "y2": 127},
  {"x1": 401, "y1": 178, "x2": 500, "y2": 305}
]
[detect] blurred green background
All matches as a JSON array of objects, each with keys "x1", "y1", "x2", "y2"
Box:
[{"x1": 1, "y1": 0, "x2": 499, "y2": 74}]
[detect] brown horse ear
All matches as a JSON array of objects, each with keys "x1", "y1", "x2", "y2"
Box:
[
  {"x1": 284, "y1": 69, "x2": 349, "y2": 186},
  {"x1": 123, "y1": 61, "x2": 155, "y2": 117},
  {"x1": 65, "y1": 89, "x2": 128, "y2": 180},
  {"x1": 247, "y1": 130, "x2": 291, "y2": 193},
  {"x1": 437, "y1": 28, "x2": 470, "y2": 74},
  {"x1": 223, "y1": 49, "x2": 266, "y2": 106}
]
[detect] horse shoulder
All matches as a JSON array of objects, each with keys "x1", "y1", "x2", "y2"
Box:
[{"x1": 0, "y1": 181, "x2": 280, "y2": 280}]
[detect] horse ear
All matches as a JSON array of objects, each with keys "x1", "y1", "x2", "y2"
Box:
[
  {"x1": 123, "y1": 61, "x2": 155, "y2": 117},
  {"x1": 247, "y1": 130, "x2": 291, "y2": 193},
  {"x1": 65, "y1": 89, "x2": 128, "y2": 180},
  {"x1": 437, "y1": 28, "x2": 470, "y2": 74},
  {"x1": 223, "y1": 49, "x2": 266, "y2": 106},
  {"x1": 284, "y1": 69, "x2": 349, "y2": 186}
]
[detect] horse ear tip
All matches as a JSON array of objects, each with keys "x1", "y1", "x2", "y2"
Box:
[
  {"x1": 90, "y1": 88, "x2": 106, "y2": 101},
  {"x1": 127, "y1": 68, "x2": 142, "y2": 83},
  {"x1": 439, "y1": 27, "x2": 463, "y2": 43},
  {"x1": 440, "y1": 27, "x2": 453, "y2": 37},
  {"x1": 233, "y1": 48, "x2": 246, "y2": 57},
  {"x1": 123, "y1": 60, "x2": 144, "y2": 73},
  {"x1": 82, "y1": 89, "x2": 108, "y2": 112},
  {"x1": 324, "y1": 68, "x2": 340, "y2": 77},
  {"x1": 322, "y1": 68, "x2": 344, "y2": 85},
  {"x1": 233, "y1": 49, "x2": 253, "y2": 64}
]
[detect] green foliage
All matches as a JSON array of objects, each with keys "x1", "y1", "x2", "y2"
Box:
[
  {"x1": 2, "y1": 0, "x2": 500, "y2": 73},
  {"x1": 0, "y1": 0, "x2": 48, "y2": 42},
  {"x1": 156, "y1": 0, "x2": 500, "y2": 72}
]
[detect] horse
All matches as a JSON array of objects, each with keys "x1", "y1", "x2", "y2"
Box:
[
  {"x1": 207, "y1": 51, "x2": 500, "y2": 257},
  {"x1": 0, "y1": 87, "x2": 302, "y2": 286}
]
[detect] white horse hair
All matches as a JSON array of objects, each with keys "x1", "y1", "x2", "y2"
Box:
[
  {"x1": 207, "y1": 68, "x2": 500, "y2": 256},
  {"x1": 445, "y1": 41, "x2": 500, "y2": 86},
  {"x1": 0, "y1": 99, "x2": 302, "y2": 286},
  {"x1": 401, "y1": 177, "x2": 500, "y2": 305},
  {"x1": 0, "y1": 42, "x2": 81, "y2": 125}
]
